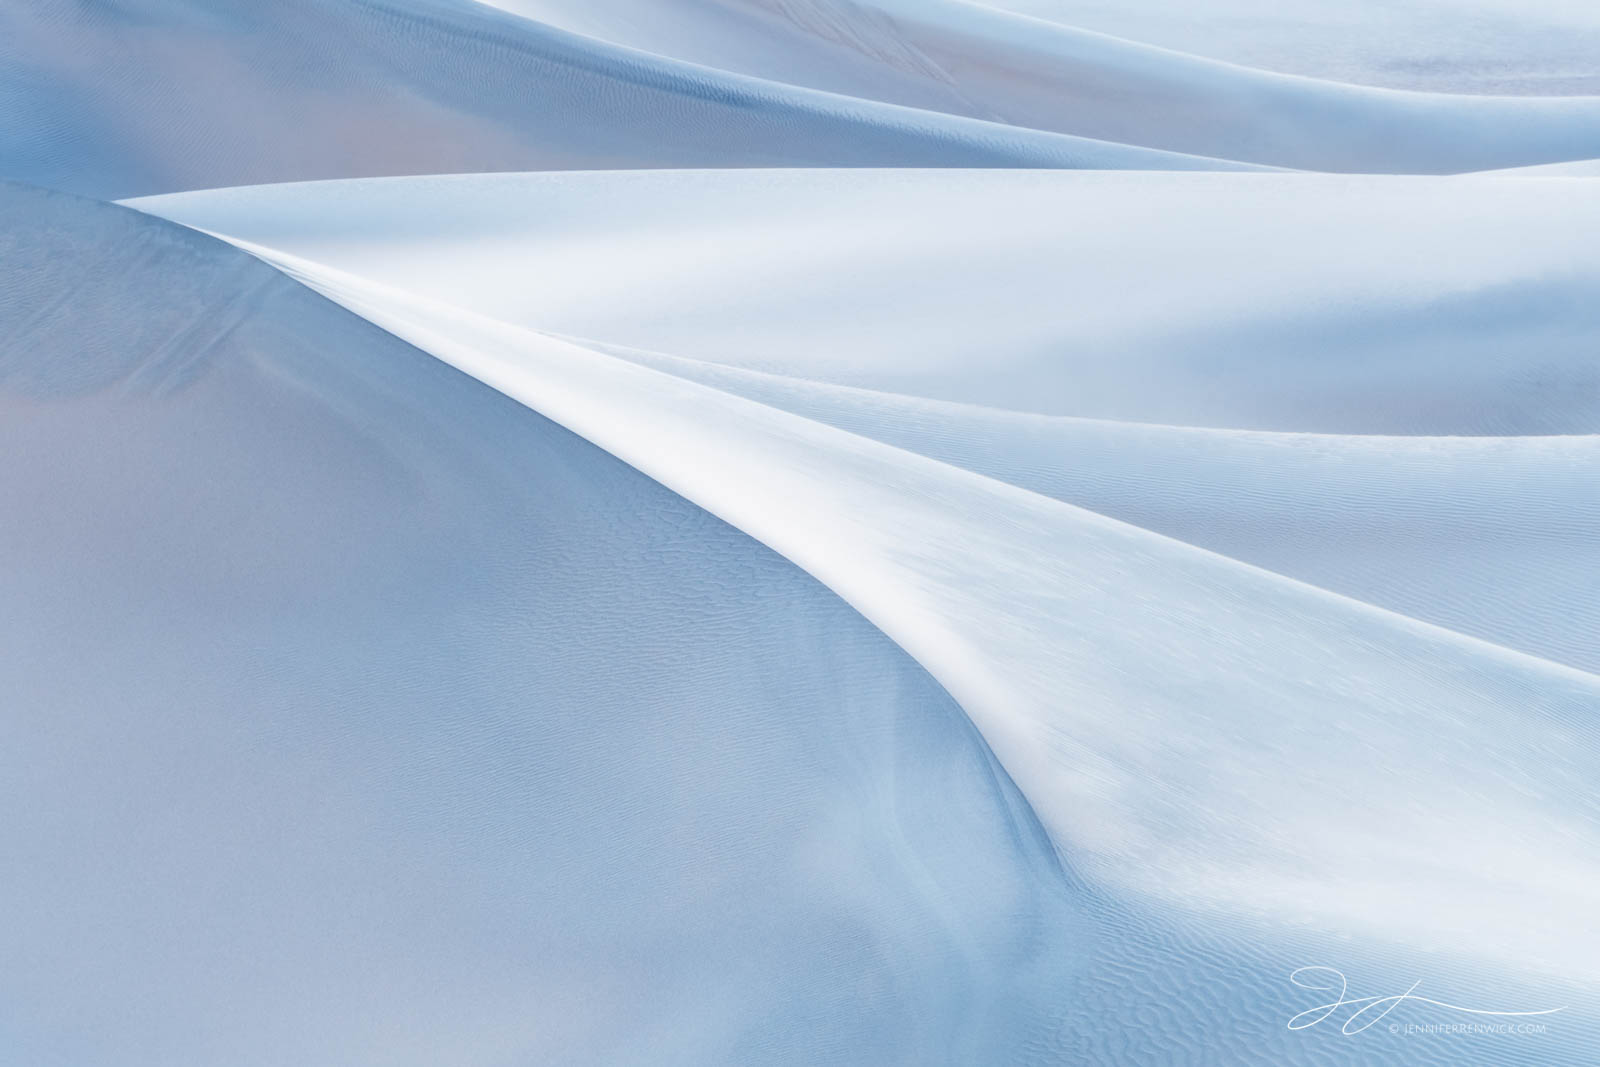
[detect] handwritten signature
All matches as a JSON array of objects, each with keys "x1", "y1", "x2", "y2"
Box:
[{"x1": 1287, "y1": 967, "x2": 1564, "y2": 1035}]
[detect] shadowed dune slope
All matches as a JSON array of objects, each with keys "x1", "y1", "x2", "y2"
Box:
[
  {"x1": 0, "y1": 0, "x2": 1236, "y2": 200},
  {"x1": 11, "y1": 0, "x2": 1600, "y2": 201},
  {"x1": 134, "y1": 177, "x2": 1600, "y2": 1047},
  {"x1": 478, "y1": 0, "x2": 1600, "y2": 171},
  {"x1": 0, "y1": 180, "x2": 1090, "y2": 1066}
]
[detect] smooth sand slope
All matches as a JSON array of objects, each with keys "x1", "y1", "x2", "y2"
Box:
[
  {"x1": 980, "y1": 0, "x2": 1600, "y2": 94},
  {"x1": 10, "y1": 0, "x2": 1600, "y2": 201},
  {"x1": 0, "y1": 181, "x2": 1082, "y2": 1066},
  {"x1": 0, "y1": 0, "x2": 1239, "y2": 201},
  {"x1": 8, "y1": 2, "x2": 1600, "y2": 1062},
  {"x1": 559, "y1": 345, "x2": 1600, "y2": 677},
  {"x1": 478, "y1": 0, "x2": 1600, "y2": 171},
  {"x1": 134, "y1": 168, "x2": 1600, "y2": 675},
  {"x1": 138, "y1": 169, "x2": 1600, "y2": 434},
  {"x1": 20, "y1": 173, "x2": 1593, "y2": 1067},
  {"x1": 131, "y1": 171, "x2": 1600, "y2": 1064}
]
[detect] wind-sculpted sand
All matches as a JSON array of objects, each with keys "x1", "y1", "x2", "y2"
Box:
[{"x1": 5, "y1": 1, "x2": 1600, "y2": 1063}]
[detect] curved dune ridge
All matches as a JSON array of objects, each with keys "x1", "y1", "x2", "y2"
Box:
[
  {"x1": 476, "y1": 0, "x2": 1600, "y2": 171},
  {"x1": 978, "y1": 0, "x2": 1600, "y2": 94},
  {"x1": 545, "y1": 342, "x2": 1600, "y2": 678},
  {"x1": 8, "y1": 0, "x2": 1600, "y2": 198},
  {"x1": 143, "y1": 166, "x2": 1600, "y2": 1029},
  {"x1": 0, "y1": 0, "x2": 1245, "y2": 202},
  {"x1": 1, "y1": 181, "x2": 1077, "y2": 1065},
  {"x1": 7, "y1": 1, "x2": 1600, "y2": 1064},
  {"x1": 134, "y1": 168, "x2": 1600, "y2": 435},
  {"x1": 132, "y1": 168, "x2": 1600, "y2": 676},
  {"x1": 7, "y1": 177, "x2": 1599, "y2": 1064}
]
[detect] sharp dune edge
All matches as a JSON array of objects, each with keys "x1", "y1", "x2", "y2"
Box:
[
  {"x1": 6, "y1": 0, "x2": 1600, "y2": 1063},
  {"x1": 131, "y1": 168, "x2": 1600, "y2": 676},
  {"x1": 3, "y1": 183, "x2": 1075, "y2": 1066},
  {"x1": 140, "y1": 179, "x2": 1600, "y2": 968},
  {"x1": 10, "y1": 0, "x2": 1600, "y2": 196},
  {"x1": 477, "y1": 0, "x2": 1600, "y2": 172}
]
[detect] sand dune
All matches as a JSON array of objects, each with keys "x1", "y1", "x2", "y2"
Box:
[
  {"x1": 137, "y1": 172, "x2": 1600, "y2": 1036},
  {"x1": 8, "y1": 2, "x2": 1600, "y2": 1062},
  {"x1": 546, "y1": 344, "x2": 1600, "y2": 676},
  {"x1": 979, "y1": 0, "x2": 1600, "y2": 94},
  {"x1": 2, "y1": 180, "x2": 1087, "y2": 1066},
  {"x1": 0, "y1": 0, "x2": 1240, "y2": 200},
  {"x1": 483, "y1": 0, "x2": 1600, "y2": 171},
  {"x1": 137, "y1": 168, "x2": 1600, "y2": 434},
  {"x1": 11, "y1": 0, "x2": 1600, "y2": 202}
]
